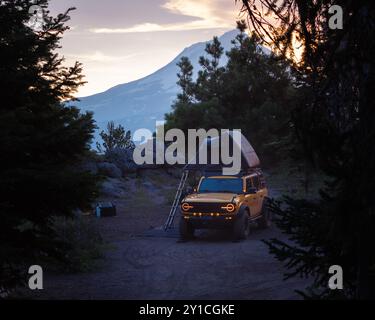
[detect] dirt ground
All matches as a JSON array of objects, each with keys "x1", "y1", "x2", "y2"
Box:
[{"x1": 27, "y1": 169, "x2": 309, "y2": 300}]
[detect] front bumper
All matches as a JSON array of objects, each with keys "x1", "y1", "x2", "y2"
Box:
[{"x1": 182, "y1": 213, "x2": 237, "y2": 229}]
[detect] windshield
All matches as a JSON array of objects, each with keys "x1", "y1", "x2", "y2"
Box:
[{"x1": 198, "y1": 178, "x2": 243, "y2": 194}]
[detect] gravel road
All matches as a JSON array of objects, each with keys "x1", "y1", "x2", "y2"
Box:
[
  {"x1": 27, "y1": 171, "x2": 309, "y2": 300},
  {"x1": 32, "y1": 226, "x2": 308, "y2": 300}
]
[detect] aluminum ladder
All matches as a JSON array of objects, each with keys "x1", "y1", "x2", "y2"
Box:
[{"x1": 164, "y1": 170, "x2": 189, "y2": 230}]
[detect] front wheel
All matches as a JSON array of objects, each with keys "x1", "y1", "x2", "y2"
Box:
[
  {"x1": 232, "y1": 211, "x2": 250, "y2": 241},
  {"x1": 179, "y1": 217, "x2": 195, "y2": 240}
]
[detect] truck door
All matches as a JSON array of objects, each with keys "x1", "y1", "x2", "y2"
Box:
[
  {"x1": 245, "y1": 177, "x2": 258, "y2": 217},
  {"x1": 252, "y1": 175, "x2": 263, "y2": 215},
  {"x1": 257, "y1": 173, "x2": 268, "y2": 206}
]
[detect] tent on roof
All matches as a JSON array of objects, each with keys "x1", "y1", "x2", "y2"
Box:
[{"x1": 184, "y1": 130, "x2": 260, "y2": 173}]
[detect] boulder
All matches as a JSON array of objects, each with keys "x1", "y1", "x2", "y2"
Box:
[
  {"x1": 105, "y1": 148, "x2": 140, "y2": 175},
  {"x1": 100, "y1": 178, "x2": 126, "y2": 198},
  {"x1": 97, "y1": 162, "x2": 122, "y2": 178}
]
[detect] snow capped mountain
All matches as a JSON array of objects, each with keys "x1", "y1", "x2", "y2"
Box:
[{"x1": 74, "y1": 29, "x2": 243, "y2": 139}]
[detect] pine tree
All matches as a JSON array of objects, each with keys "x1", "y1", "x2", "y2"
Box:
[
  {"x1": 222, "y1": 22, "x2": 294, "y2": 162},
  {"x1": 195, "y1": 36, "x2": 225, "y2": 102},
  {"x1": 0, "y1": 0, "x2": 98, "y2": 294},
  {"x1": 240, "y1": 0, "x2": 375, "y2": 298},
  {"x1": 97, "y1": 121, "x2": 135, "y2": 154},
  {"x1": 176, "y1": 57, "x2": 194, "y2": 104},
  {"x1": 165, "y1": 23, "x2": 294, "y2": 165}
]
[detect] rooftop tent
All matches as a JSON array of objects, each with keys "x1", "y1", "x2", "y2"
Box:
[{"x1": 184, "y1": 130, "x2": 260, "y2": 173}]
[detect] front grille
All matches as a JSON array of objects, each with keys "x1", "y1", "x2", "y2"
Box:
[{"x1": 182, "y1": 202, "x2": 229, "y2": 214}]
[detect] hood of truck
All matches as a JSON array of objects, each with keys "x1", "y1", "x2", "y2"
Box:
[{"x1": 183, "y1": 193, "x2": 237, "y2": 203}]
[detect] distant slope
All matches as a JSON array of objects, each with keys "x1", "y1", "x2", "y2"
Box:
[{"x1": 74, "y1": 30, "x2": 241, "y2": 139}]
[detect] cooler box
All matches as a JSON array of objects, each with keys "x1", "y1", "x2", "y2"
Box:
[{"x1": 95, "y1": 202, "x2": 117, "y2": 218}]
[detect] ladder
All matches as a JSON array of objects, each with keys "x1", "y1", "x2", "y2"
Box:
[{"x1": 164, "y1": 170, "x2": 189, "y2": 230}]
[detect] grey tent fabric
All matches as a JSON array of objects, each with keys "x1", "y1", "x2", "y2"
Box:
[{"x1": 184, "y1": 131, "x2": 260, "y2": 172}]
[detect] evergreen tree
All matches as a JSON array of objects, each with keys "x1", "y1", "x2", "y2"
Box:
[
  {"x1": 222, "y1": 23, "x2": 294, "y2": 161},
  {"x1": 196, "y1": 36, "x2": 225, "y2": 102},
  {"x1": 240, "y1": 0, "x2": 375, "y2": 298},
  {"x1": 0, "y1": 0, "x2": 98, "y2": 294},
  {"x1": 165, "y1": 23, "x2": 295, "y2": 165},
  {"x1": 176, "y1": 57, "x2": 194, "y2": 104},
  {"x1": 97, "y1": 121, "x2": 135, "y2": 154}
]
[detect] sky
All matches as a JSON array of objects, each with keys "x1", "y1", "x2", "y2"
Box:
[{"x1": 49, "y1": 0, "x2": 243, "y2": 97}]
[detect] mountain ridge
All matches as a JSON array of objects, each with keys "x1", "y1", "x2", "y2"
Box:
[{"x1": 74, "y1": 29, "x2": 249, "y2": 140}]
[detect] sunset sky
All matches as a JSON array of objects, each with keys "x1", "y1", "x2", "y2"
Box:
[{"x1": 49, "y1": 0, "x2": 243, "y2": 97}]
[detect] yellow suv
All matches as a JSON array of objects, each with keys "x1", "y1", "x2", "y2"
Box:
[{"x1": 179, "y1": 171, "x2": 271, "y2": 241}]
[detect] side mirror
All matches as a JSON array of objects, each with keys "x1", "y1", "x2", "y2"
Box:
[{"x1": 246, "y1": 187, "x2": 257, "y2": 194}]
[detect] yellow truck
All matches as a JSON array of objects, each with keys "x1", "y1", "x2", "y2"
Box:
[
  {"x1": 179, "y1": 171, "x2": 271, "y2": 241},
  {"x1": 162, "y1": 131, "x2": 270, "y2": 241}
]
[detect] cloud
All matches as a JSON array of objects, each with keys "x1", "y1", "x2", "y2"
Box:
[
  {"x1": 162, "y1": 0, "x2": 230, "y2": 22},
  {"x1": 90, "y1": 21, "x2": 229, "y2": 34},
  {"x1": 90, "y1": 0, "x2": 239, "y2": 34},
  {"x1": 65, "y1": 51, "x2": 138, "y2": 63}
]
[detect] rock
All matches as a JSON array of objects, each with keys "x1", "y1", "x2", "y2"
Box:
[
  {"x1": 97, "y1": 162, "x2": 122, "y2": 178},
  {"x1": 100, "y1": 178, "x2": 125, "y2": 197},
  {"x1": 142, "y1": 181, "x2": 154, "y2": 189},
  {"x1": 105, "y1": 148, "x2": 140, "y2": 175}
]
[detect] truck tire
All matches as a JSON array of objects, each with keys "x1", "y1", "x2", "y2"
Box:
[
  {"x1": 232, "y1": 209, "x2": 250, "y2": 241},
  {"x1": 179, "y1": 217, "x2": 195, "y2": 240},
  {"x1": 259, "y1": 197, "x2": 272, "y2": 229}
]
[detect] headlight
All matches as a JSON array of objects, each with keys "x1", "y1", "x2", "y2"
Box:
[
  {"x1": 221, "y1": 203, "x2": 236, "y2": 213},
  {"x1": 181, "y1": 203, "x2": 193, "y2": 212}
]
